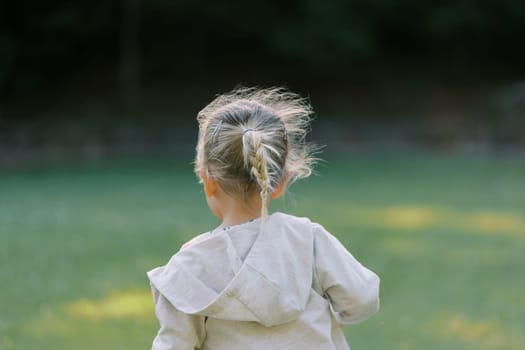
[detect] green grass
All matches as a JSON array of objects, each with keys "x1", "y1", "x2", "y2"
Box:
[{"x1": 1, "y1": 153, "x2": 524, "y2": 350}]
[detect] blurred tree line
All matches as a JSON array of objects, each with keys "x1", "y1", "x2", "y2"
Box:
[
  {"x1": 1, "y1": 0, "x2": 524, "y2": 166},
  {"x1": 1, "y1": 0, "x2": 524, "y2": 99}
]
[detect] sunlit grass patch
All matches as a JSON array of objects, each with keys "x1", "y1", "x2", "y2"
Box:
[
  {"x1": 66, "y1": 290, "x2": 154, "y2": 321},
  {"x1": 23, "y1": 289, "x2": 157, "y2": 350},
  {"x1": 429, "y1": 312, "x2": 523, "y2": 349},
  {"x1": 460, "y1": 212, "x2": 525, "y2": 237},
  {"x1": 27, "y1": 290, "x2": 154, "y2": 336},
  {"x1": 331, "y1": 204, "x2": 525, "y2": 238},
  {"x1": 380, "y1": 207, "x2": 444, "y2": 230}
]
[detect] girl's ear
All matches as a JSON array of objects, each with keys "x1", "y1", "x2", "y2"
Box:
[
  {"x1": 271, "y1": 179, "x2": 288, "y2": 199},
  {"x1": 200, "y1": 169, "x2": 218, "y2": 197}
]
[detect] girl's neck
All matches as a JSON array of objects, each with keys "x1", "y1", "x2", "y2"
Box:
[
  {"x1": 218, "y1": 211, "x2": 260, "y2": 230},
  {"x1": 214, "y1": 192, "x2": 262, "y2": 230}
]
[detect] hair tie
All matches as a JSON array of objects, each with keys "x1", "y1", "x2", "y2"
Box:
[{"x1": 242, "y1": 128, "x2": 254, "y2": 135}]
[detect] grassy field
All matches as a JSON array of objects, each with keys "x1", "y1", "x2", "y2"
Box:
[{"x1": 1, "y1": 152, "x2": 524, "y2": 350}]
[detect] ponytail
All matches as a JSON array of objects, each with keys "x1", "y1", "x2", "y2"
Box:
[{"x1": 242, "y1": 129, "x2": 270, "y2": 221}]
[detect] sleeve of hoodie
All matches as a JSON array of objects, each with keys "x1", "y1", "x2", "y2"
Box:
[
  {"x1": 150, "y1": 284, "x2": 206, "y2": 350},
  {"x1": 313, "y1": 223, "x2": 380, "y2": 324}
]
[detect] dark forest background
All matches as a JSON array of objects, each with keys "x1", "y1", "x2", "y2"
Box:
[{"x1": 1, "y1": 0, "x2": 525, "y2": 167}]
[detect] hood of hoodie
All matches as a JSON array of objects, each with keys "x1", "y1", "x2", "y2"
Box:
[{"x1": 147, "y1": 212, "x2": 314, "y2": 327}]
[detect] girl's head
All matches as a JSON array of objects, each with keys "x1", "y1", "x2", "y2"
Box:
[{"x1": 194, "y1": 87, "x2": 316, "y2": 220}]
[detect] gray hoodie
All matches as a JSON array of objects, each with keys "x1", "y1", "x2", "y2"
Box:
[{"x1": 148, "y1": 212, "x2": 380, "y2": 349}]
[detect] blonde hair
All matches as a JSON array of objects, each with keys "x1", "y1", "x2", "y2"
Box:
[{"x1": 194, "y1": 87, "x2": 316, "y2": 220}]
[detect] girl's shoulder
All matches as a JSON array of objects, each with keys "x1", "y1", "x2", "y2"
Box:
[
  {"x1": 180, "y1": 232, "x2": 210, "y2": 250},
  {"x1": 273, "y1": 212, "x2": 336, "y2": 241},
  {"x1": 271, "y1": 211, "x2": 318, "y2": 228}
]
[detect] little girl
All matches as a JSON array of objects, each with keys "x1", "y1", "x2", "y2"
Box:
[{"x1": 147, "y1": 87, "x2": 380, "y2": 349}]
